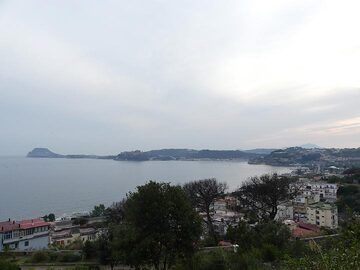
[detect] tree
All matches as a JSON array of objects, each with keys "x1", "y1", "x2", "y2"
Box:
[
  {"x1": 283, "y1": 218, "x2": 360, "y2": 269},
  {"x1": 110, "y1": 181, "x2": 202, "y2": 270},
  {"x1": 227, "y1": 221, "x2": 291, "y2": 254},
  {"x1": 91, "y1": 204, "x2": 106, "y2": 217},
  {"x1": 0, "y1": 260, "x2": 20, "y2": 270},
  {"x1": 83, "y1": 240, "x2": 97, "y2": 260},
  {"x1": 183, "y1": 178, "x2": 227, "y2": 244},
  {"x1": 105, "y1": 200, "x2": 126, "y2": 224},
  {"x1": 236, "y1": 174, "x2": 296, "y2": 221},
  {"x1": 42, "y1": 213, "x2": 55, "y2": 222}
]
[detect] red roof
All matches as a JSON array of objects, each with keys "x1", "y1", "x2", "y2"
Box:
[
  {"x1": 18, "y1": 218, "x2": 49, "y2": 229},
  {"x1": 0, "y1": 221, "x2": 20, "y2": 232},
  {"x1": 0, "y1": 218, "x2": 49, "y2": 232},
  {"x1": 298, "y1": 222, "x2": 320, "y2": 232}
]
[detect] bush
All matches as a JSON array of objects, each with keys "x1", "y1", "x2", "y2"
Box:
[
  {"x1": 82, "y1": 240, "x2": 97, "y2": 259},
  {"x1": 0, "y1": 259, "x2": 20, "y2": 270},
  {"x1": 59, "y1": 253, "x2": 82, "y2": 263},
  {"x1": 31, "y1": 251, "x2": 50, "y2": 263}
]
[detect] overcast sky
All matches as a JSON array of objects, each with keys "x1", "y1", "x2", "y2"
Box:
[{"x1": 1, "y1": 0, "x2": 360, "y2": 155}]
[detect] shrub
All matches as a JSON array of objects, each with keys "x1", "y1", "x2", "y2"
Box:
[
  {"x1": 59, "y1": 253, "x2": 82, "y2": 263},
  {"x1": 0, "y1": 259, "x2": 20, "y2": 270},
  {"x1": 31, "y1": 251, "x2": 49, "y2": 263}
]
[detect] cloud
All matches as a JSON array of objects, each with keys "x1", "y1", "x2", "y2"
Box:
[{"x1": 0, "y1": 0, "x2": 359, "y2": 154}]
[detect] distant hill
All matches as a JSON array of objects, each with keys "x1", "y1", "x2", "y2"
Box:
[
  {"x1": 114, "y1": 149, "x2": 260, "y2": 161},
  {"x1": 243, "y1": 148, "x2": 279, "y2": 155},
  {"x1": 26, "y1": 148, "x2": 115, "y2": 160},
  {"x1": 249, "y1": 147, "x2": 360, "y2": 167},
  {"x1": 27, "y1": 148, "x2": 64, "y2": 158}
]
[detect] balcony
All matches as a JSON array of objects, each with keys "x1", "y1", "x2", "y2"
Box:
[{"x1": 3, "y1": 231, "x2": 49, "y2": 244}]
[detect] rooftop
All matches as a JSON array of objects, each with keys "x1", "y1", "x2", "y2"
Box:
[
  {"x1": 308, "y1": 202, "x2": 337, "y2": 210},
  {"x1": 0, "y1": 218, "x2": 49, "y2": 232}
]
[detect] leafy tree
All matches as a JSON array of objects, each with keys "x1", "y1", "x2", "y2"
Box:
[
  {"x1": 0, "y1": 260, "x2": 20, "y2": 270},
  {"x1": 91, "y1": 204, "x2": 106, "y2": 217},
  {"x1": 83, "y1": 240, "x2": 97, "y2": 260},
  {"x1": 227, "y1": 221, "x2": 291, "y2": 260},
  {"x1": 236, "y1": 174, "x2": 296, "y2": 221},
  {"x1": 226, "y1": 221, "x2": 255, "y2": 251},
  {"x1": 337, "y1": 184, "x2": 360, "y2": 214},
  {"x1": 183, "y1": 178, "x2": 228, "y2": 244},
  {"x1": 282, "y1": 218, "x2": 360, "y2": 269},
  {"x1": 43, "y1": 213, "x2": 55, "y2": 222},
  {"x1": 105, "y1": 200, "x2": 125, "y2": 224},
  {"x1": 110, "y1": 181, "x2": 202, "y2": 270}
]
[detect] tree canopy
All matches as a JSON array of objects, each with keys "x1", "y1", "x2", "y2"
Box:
[
  {"x1": 109, "y1": 181, "x2": 202, "y2": 270},
  {"x1": 236, "y1": 174, "x2": 296, "y2": 221},
  {"x1": 183, "y1": 178, "x2": 227, "y2": 244},
  {"x1": 91, "y1": 204, "x2": 106, "y2": 217}
]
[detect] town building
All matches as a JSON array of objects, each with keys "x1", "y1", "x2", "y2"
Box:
[
  {"x1": 51, "y1": 227, "x2": 98, "y2": 246},
  {"x1": 305, "y1": 182, "x2": 338, "y2": 201},
  {"x1": 306, "y1": 202, "x2": 338, "y2": 229},
  {"x1": 293, "y1": 196, "x2": 313, "y2": 222},
  {"x1": 50, "y1": 219, "x2": 99, "y2": 246},
  {"x1": 275, "y1": 203, "x2": 294, "y2": 221},
  {"x1": 0, "y1": 218, "x2": 50, "y2": 251}
]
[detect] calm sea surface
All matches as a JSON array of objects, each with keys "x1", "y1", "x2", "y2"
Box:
[{"x1": 0, "y1": 157, "x2": 292, "y2": 220}]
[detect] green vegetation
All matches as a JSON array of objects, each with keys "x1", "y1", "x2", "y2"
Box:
[
  {"x1": 100, "y1": 181, "x2": 202, "y2": 269},
  {"x1": 235, "y1": 174, "x2": 296, "y2": 220},
  {"x1": 79, "y1": 177, "x2": 359, "y2": 269},
  {"x1": 283, "y1": 218, "x2": 360, "y2": 269},
  {"x1": 183, "y1": 178, "x2": 227, "y2": 244},
  {"x1": 90, "y1": 204, "x2": 106, "y2": 217},
  {"x1": 25, "y1": 250, "x2": 82, "y2": 263},
  {"x1": 42, "y1": 213, "x2": 56, "y2": 222},
  {"x1": 337, "y1": 184, "x2": 360, "y2": 214},
  {"x1": 0, "y1": 259, "x2": 20, "y2": 270}
]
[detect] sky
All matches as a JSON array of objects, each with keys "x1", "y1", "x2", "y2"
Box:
[{"x1": 0, "y1": 0, "x2": 360, "y2": 155}]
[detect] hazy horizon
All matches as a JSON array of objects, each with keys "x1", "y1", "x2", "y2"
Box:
[{"x1": 1, "y1": 0, "x2": 360, "y2": 155}]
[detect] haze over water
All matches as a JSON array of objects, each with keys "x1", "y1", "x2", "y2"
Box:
[{"x1": 0, "y1": 157, "x2": 292, "y2": 220}]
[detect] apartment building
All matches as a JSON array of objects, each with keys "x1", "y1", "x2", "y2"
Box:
[
  {"x1": 306, "y1": 202, "x2": 338, "y2": 229},
  {"x1": 0, "y1": 218, "x2": 50, "y2": 251}
]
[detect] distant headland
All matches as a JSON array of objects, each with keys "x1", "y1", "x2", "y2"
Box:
[{"x1": 26, "y1": 148, "x2": 115, "y2": 160}]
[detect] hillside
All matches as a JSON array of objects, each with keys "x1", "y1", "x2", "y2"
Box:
[
  {"x1": 114, "y1": 149, "x2": 260, "y2": 161},
  {"x1": 249, "y1": 147, "x2": 360, "y2": 167}
]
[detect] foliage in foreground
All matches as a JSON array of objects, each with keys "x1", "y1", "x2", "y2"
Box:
[
  {"x1": 282, "y1": 218, "x2": 360, "y2": 270},
  {"x1": 0, "y1": 259, "x2": 20, "y2": 270},
  {"x1": 105, "y1": 181, "x2": 202, "y2": 270}
]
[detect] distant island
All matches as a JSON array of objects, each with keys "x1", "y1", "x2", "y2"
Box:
[
  {"x1": 27, "y1": 148, "x2": 64, "y2": 158},
  {"x1": 27, "y1": 148, "x2": 115, "y2": 160}
]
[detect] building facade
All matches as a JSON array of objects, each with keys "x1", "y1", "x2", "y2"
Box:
[
  {"x1": 306, "y1": 202, "x2": 338, "y2": 229},
  {"x1": 0, "y1": 218, "x2": 50, "y2": 251}
]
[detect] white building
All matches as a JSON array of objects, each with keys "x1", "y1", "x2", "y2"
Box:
[
  {"x1": 0, "y1": 218, "x2": 50, "y2": 251},
  {"x1": 306, "y1": 202, "x2": 338, "y2": 229},
  {"x1": 305, "y1": 182, "x2": 338, "y2": 201},
  {"x1": 275, "y1": 203, "x2": 294, "y2": 221}
]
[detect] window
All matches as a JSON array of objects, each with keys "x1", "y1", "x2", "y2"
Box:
[
  {"x1": 24, "y1": 241, "x2": 29, "y2": 247},
  {"x1": 4, "y1": 232, "x2": 12, "y2": 240}
]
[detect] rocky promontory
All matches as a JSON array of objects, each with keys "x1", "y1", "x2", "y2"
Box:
[{"x1": 27, "y1": 148, "x2": 64, "y2": 158}]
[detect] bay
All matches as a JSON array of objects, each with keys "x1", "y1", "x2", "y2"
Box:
[{"x1": 0, "y1": 157, "x2": 292, "y2": 220}]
